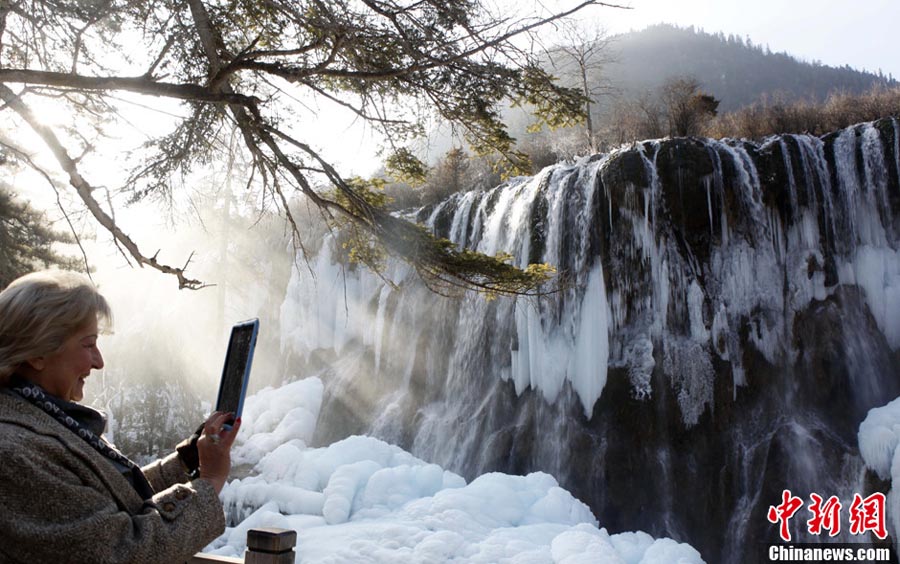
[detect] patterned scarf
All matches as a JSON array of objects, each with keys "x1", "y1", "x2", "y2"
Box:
[{"x1": 10, "y1": 376, "x2": 155, "y2": 500}]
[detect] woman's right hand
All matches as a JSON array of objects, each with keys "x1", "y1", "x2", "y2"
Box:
[{"x1": 196, "y1": 411, "x2": 241, "y2": 494}]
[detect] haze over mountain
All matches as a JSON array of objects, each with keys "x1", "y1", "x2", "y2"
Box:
[
  {"x1": 598, "y1": 23, "x2": 896, "y2": 111},
  {"x1": 437, "y1": 23, "x2": 897, "y2": 169}
]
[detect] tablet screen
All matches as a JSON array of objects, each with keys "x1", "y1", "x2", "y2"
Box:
[{"x1": 215, "y1": 319, "x2": 259, "y2": 418}]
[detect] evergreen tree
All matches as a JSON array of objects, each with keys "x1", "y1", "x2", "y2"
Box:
[
  {"x1": 424, "y1": 148, "x2": 471, "y2": 204},
  {"x1": 0, "y1": 184, "x2": 82, "y2": 288}
]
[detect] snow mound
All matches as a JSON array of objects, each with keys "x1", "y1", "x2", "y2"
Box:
[
  {"x1": 231, "y1": 377, "x2": 323, "y2": 467},
  {"x1": 207, "y1": 377, "x2": 705, "y2": 563},
  {"x1": 858, "y1": 396, "x2": 900, "y2": 539},
  {"x1": 859, "y1": 395, "x2": 900, "y2": 481}
]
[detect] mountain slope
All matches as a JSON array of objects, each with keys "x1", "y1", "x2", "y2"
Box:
[{"x1": 602, "y1": 24, "x2": 895, "y2": 111}]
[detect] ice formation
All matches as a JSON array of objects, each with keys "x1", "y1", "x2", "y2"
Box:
[
  {"x1": 281, "y1": 162, "x2": 612, "y2": 419},
  {"x1": 279, "y1": 119, "x2": 900, "y2": 426},
  {"x1": 205, "y1": 378, "x2": 705, "y2": 563},
  {"x1": 230, "y1": 378, "x2": 324, "y2": 466},
  {"x1": 858, "y1": 396, "x2": 900, "y2": 538}
]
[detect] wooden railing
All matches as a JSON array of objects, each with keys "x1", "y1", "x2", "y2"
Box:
[{"x1": 189, "y1": 528, "x2": 297, "y2": 564}]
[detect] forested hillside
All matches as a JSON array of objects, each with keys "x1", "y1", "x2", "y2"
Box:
[
  {"x1": 389, "y1": 24, "x2": 898, "y2": 208},
  {"x1": 603, "y1": 24, "x2": 895, "y2": 111}
]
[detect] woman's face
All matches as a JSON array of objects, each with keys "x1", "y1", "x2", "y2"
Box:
[{"x1": 24, "y1": 317, "x2": 104, "y2": 402}]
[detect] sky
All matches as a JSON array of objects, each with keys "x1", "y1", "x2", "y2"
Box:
[{"x1": 571, "y1": 0, "x2": 900, "y2": 79}]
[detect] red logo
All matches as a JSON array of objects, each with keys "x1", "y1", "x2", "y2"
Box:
[
  {"x1": 767, "y1": 490, "x2": 887, "y2": 541},
  {"x1": 768, "y1": 489, "x2": 804, "y2": 542},
  {"x1": 848, "y1": 492, "x2": 888, "y2": 539},
  {"x1": 807, "y1": 494, "x2": 842, "y2": 536}
]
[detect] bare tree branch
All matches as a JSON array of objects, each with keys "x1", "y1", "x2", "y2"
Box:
[{"x1": 0, "y1": 84, "x2": 206, "y2": 289}]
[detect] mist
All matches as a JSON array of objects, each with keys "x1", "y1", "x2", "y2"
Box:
[{"x1": 79, "y1": 178, "x2": 300, "y2": 461}]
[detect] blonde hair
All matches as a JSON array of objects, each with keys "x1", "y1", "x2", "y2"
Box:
[{"x1": 0, "y1": 270, "x2": 111, "y2": 384}]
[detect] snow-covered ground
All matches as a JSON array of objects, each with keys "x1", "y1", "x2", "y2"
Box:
[{"x1": 203, "y1": 377, "x2": 705, "y2": 563}]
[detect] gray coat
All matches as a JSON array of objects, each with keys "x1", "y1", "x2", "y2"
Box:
[{"x1": 0, "y1": 390, "x2": 226, "y2": 563}]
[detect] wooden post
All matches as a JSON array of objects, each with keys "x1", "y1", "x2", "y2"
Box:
[{"x1": 244, "y1": 528, "x2": 297, "y2": 564}]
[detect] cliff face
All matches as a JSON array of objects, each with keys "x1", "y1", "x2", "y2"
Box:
[{"x1": 281, "y1": 118, "x2": 900, "y2": 562}]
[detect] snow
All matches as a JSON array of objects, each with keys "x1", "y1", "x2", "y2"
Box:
[
  {"x1": 231, "y1": 378, "x2": 323, "y2": 467},
  {"x1": 859, "y1": 397, "x2": 900, "y2": 482},
  {"x1": 858, "y1": 396, "x2": 900, "y2": 539},
  {"x1": 206, "y1": 378, "x2": 705, "y2": 563}
]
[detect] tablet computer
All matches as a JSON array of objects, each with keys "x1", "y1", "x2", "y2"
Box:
[{"x1": 215, "y1": 318, "x2": 259, "y2": 426}]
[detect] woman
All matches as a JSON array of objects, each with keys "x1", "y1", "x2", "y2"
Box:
[{"x1": 0, "y1": 270, "x2": 241, "y2": 563}]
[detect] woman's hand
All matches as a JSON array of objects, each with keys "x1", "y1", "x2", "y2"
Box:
[{"x1": 196, "y1": 411, "x2": 241, "y2": 494}]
